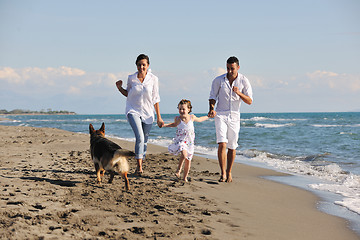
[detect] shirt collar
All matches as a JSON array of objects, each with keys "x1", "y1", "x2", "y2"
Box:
[
  {"x1": 224, "y1": 73, "x2": 239, "y2": 82},
  {"x1": 136, "y1": 69, "x2": 152, "y2": 83}
]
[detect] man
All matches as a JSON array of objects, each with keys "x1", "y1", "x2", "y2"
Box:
[{"x1": 208, "y1": 56, "x2": 253, "y2": 182}]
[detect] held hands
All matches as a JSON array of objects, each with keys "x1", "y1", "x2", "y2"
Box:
[
  {"x1": 208, "y1": 99, "x2": 216, "y2": 118},
  {"x1": 157, "y1": 118, "x2": 165, "y2": 128},
  {"x1": 208, "y1": 110, "x2": 216, "y2": 118}
]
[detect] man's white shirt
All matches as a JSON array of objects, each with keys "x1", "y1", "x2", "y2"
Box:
[{"x1": 209, "y1": 73, "x2": 253, "y2": 117}]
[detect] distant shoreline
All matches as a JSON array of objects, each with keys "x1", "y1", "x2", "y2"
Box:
[
  {"x1": 0, "y1": 112, "x2": 76, "y2": 121},
  {"x1": 0, "y1": 113, "x2": 76, "y2": 116},
  {"x1": 0, "y1": 109, "x2": 76, "y2": 115}
]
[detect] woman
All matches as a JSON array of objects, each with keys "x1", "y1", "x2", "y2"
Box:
[{"x1": 116, "y1": 54, "x2": 164, "y2": 175}]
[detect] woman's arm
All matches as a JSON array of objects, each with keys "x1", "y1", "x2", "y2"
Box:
[
  {"x1": 154, "y1": 102, "x2": 164, "y2": 128},
  {"x1": 163, "y1": 116, "x2": 180, "y2": 128},
  {"x1": 116, "y1": 80, "x2": 128, "y2": 97},
  {"x1": 192, "y1": 114, "x2": 209, "y2": 123}
]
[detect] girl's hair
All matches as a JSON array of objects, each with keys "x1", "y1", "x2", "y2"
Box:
[
  {"x1": 178, "y1": 99, "x2": 192, "y2": 113},
  {"x1": 136, "y1": 54, "x2": 150, "y2": 65}
]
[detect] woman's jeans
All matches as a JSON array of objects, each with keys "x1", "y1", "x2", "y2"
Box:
[{"x1": 127, "y1": 113, "x2": 153, "y2": 159}]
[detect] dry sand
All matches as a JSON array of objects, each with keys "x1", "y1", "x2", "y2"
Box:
[{"x1": 0, "y1": 125, "x2": 358, "y2": 240}]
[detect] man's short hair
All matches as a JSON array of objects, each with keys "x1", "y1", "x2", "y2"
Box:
[{"x1": 227, "y1": 56, "x2": 239, "y2": 66}]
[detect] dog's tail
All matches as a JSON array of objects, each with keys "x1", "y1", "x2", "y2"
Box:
[
  {"x1": 117, "y1": 149, "x2": 135, "y2": 157},
  {"x1": 113, "y1": 149, "x2": 134, "y2": 173}
]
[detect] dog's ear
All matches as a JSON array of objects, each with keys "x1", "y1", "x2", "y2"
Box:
[
  {"x1": 100, "y1": 122, "x2": 105, "y2": 133},
  {"x1": 89, "y1": 124, "x2": 95, "y2": 134}
]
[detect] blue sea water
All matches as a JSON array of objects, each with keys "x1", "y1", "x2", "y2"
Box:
[{"x1": 1, "y1": 112, "x2": 360, "y2": 233}]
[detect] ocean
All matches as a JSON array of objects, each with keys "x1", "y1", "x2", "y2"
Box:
[{"x1": 1, "y1": 112, "x2": 360, "y2": 233}]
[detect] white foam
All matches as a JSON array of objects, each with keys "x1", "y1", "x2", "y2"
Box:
[
  {"x1": 255, "y1": 123, "x2": 295, "y2": 128},
  {"x1": 310, "y1": 175, "x2": 360, "y2": 215},
  {"x1": 248, "y1": 117, "x2": 306, "y2": 122},
  {"x1": 3, "y1": 119, "x2": 22, "y2": 123},
  {"x1": 340, "y1": 132, "x2": 354, "y2": 135},
  {"x1": 250, "y1": 117, "x2": 269, "y2": 121},
  {"x1": 335, "y1": 198, "x2": 360, "y2": 216},
  {"x1": 243, "y1": 149, "x2": 360, "y2": 215},
  {"x1": 312, "y1": 124, "x2": 343, "y2": 128},
  {"x1": 148, "y1": 137, "x2": 173, "y2": 147},
  {"x1": 194, "y1": 145, "x2": 217, "y2": 156},
  {"x1": 115, "y1": 119, "x2": 128, "y2": 123},
  {"x1": 313, "y1": 124, "x2": 360, "y2": 128},
  {"x1": 82, "y1": 118, "x2": 104, "y2": 122}
]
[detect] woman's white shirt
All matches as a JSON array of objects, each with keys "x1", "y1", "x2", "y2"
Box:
[{"x1": 125, "y1": 69, "x2": 160, "y2": 124}]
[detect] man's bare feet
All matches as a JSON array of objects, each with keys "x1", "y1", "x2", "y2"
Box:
[
  {"x1": 219, "y1": 175, "x2": 226, "y2": 182},
  {"x1": 226, "y1": 173, "x2": 232, "y2": 182}
]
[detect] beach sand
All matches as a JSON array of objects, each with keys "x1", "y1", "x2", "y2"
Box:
[{"x1": 0, "y1": 125, "x2": 358, "y2": 240}]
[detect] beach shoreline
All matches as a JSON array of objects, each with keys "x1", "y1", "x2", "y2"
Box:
[{"x1": 0, "y1": 125, "x2": 358, "y2": 239}]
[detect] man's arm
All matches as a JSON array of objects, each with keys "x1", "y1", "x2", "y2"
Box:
[
  {"x1": 233, "y1": 86, "x2": 252, "y2": 105},
  {"x1": 193, "y1": 114, "x2": 209, "y2": 123},
  {"x1": 208, "y1": 99, "x2": 217, "y2": 118}
]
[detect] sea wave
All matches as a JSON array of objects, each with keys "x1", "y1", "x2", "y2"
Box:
[
  {"x1": 313, "y1": 124, "x2": 360, "y2": 128},
  {"x1": 340, "y1": 132, "x2": 356, "y2": 135},
  {"x1": 6, "y1": 119, "x2": 21, "y2": 123},
  {"x1": 115, "y1": 119, "x2": 128, "y2": 123},
  {"x1": 249, "y1": 117, "x2": 269, "y2": 121},
  {"x1": 248, "y1": 117, "x2": 307, "y2": 122},
  {"x1": 255, "y1": 123, "x2": 295, "y2": 128},
  {"x1": 239, "y1": 149, "x2": 360, "y2": 215},
  {"x1": 310, "y1": 175, "x2": 360, "y2": 215},
  {"x1": 82, "y1": 118, "x2": 102, "y2": 122}
]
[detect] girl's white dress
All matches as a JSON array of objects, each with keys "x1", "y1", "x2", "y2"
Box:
[{"x1": 168, "y1": 116, "x2": 195, "y2": 161}]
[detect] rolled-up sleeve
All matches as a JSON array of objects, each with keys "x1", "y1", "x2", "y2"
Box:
[
  {"x1": 126, "y1": 76, "x2": 132, "y2": 91},
  {"x1": 209, "y1": 77, "x2": 221, "y2": 101},
  {"x1": 242, "y1": 77, "x2": 253, "y2": 101},
  {"x1": 152, "y1": 76, "x2": 160, "y2": 104}
]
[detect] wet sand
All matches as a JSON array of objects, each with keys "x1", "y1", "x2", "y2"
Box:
[{"x1": 0, "y1": 125, "x2": 358, "y2": 239}]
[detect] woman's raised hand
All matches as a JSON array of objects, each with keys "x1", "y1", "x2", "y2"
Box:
[{"x1": 116, "y1": 80, "x2": 123, "y2": 90}]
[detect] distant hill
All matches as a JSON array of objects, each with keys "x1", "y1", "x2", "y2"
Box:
[{"x1": 0, "y1": 109, "x2": 76, "y2": 115}]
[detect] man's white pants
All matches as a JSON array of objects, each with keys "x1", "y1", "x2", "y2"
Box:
[{"x1": 215, "y1": 113, "x2": 240, "y2": 150}]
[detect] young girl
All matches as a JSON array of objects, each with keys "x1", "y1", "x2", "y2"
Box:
[{"x1": 164, "y1": 99, "x2": 209, "y2": 182}]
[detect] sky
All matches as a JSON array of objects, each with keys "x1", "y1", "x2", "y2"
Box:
[{"x1": 0, "y1": 0, "x2": 359, "y2": 114}]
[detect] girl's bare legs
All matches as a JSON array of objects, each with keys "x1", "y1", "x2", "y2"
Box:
[
  {"x1": 175, "y1": 150, "x2": 187, "y2": 179},
  {"x1": 183, "y1": 159, "x2": 191, "y2": 182}
]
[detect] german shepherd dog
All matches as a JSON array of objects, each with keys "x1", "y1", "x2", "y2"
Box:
[{"x1": 89, "y1": 123, "x2": 134, "y2": 190}]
